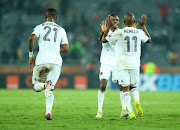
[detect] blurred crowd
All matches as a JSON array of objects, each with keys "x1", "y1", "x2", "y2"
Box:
[{"x1": 0, "y1": 0, "x2": 180, "y2": 70}]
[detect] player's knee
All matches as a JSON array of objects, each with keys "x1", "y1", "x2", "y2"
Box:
[
  {"x1": 33, "y1": 85, "x2": 41, "y2": 92},
  {"x1": 122, "y1": 86, "x2": 130, "y2": 92},
  {"x1": 130, "y1": 86, "x2": 136, "y2": 90},
  {"x1": 118, "y1": 85, "x2": 123, "y2": 91},
  {"x1": 100, "y1": 79, "x2": 107, "y2": 91},
  {"x1": 100, "y1": 83, "x2": 106, "y2": 91}
]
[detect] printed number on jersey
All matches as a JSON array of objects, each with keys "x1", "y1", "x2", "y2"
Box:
[
  {"x1": 43, "y1": 26, "x2": 58, "y2": 42},
  {"x1": 124, "y1": 36, "x2": 137, "y2": 52}
]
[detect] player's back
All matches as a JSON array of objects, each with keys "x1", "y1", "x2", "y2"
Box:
[
  {"x1": 117, "y1": 27, "x2": 145, "y2": 57},
  {"x1": 109, "y1": 27, "x2": 149, "y2": 69},
  {"x1": 32, "y1": 21, "x2": 68, "y2": 67}
]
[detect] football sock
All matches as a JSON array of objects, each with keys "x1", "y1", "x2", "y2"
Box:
[
  {"x1": 124, "y1": 92, "x2": 133, "y2": 113},
  {"x1": 131, "y1": 88, "x2": 139, "y2": 102},
  {"x1": 120, "y1": 91, "x2": 126, "y2": 111},
  {"x1": 46, "y1": 91, "x2": 54, "y2": 114},
  {"x1": 33, "y1": 83, "x2": 45, "y2": 92},
  {"x1": 98, "y1": 89, "x2": 105, "y2": 113}
]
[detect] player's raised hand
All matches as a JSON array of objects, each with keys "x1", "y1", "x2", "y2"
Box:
[
  {"x1": 29, "y1": 57, "x2": 35, "y2": 69},
  {"x1": 133, "y1": 23, "x2": 138, "y2": 28},
  {"x1": 106, "y1": 15, "x2": 113, "y2": 27},
  {"x1": 100, "y1": 21, "x2": 107, "y2": 32},
  {"x1": 138, "y1": 14, "x2": 146, "y2": 26}
]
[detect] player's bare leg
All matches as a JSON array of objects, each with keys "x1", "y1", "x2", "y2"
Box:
[
  {"x1": 123, "y1": 86, "x2": 136, "y2": 120},
  {"x1": 118, "y1": 83, "x2": 128, "y2": 117},
  {"x1": 130, "y1": 86, "x2": 143, "y2": 117},
  {"x1": 96, "y1": 79, "x2": 107, "y2": 118}
]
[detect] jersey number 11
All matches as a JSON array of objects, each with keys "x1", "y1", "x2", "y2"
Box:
[{"x1": 124, "y1": 36, "x2": 137, "y2": 52}]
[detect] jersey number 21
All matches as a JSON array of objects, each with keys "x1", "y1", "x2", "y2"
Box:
[{"x1": 43, "y1": 26, "x2": 58, "y2": 42}]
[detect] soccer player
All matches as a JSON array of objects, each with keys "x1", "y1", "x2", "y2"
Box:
[
  {"x1": 96, "y1": 14, "x2": 128, "y2": 118},
  {"x1": 102, "y1": 13, "x2": 151, "y2": 120},
  {"x1": 28, "y1": 8, "x2": 69, "y2": 120}
]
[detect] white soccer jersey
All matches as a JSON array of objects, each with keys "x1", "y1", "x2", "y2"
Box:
[
  {"x1": 32, "y1": 21, "x2": 68, "y2": 67},
  {"x1": 100, "y1": 29, "x2": 120, "y2": 65},
  {"x1": 106, "y1": 27, "x2": 149, "y2": 70}
]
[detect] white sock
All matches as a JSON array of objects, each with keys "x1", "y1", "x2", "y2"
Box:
[
  {"x1": 131, "y1": 88, "x2": 139, "y2": 102},
  {"x1": 98, "y1": 89, "x2": 105, "y2": 113},
  {"x1": 124, "y1": 92, "x2": 133, "y2": 113},
  {"x1": 46, "y1": 91, "x2": 54, "y2": 114},
  {"x1": 33, "y1": 83, "x2": 45, "y2": 92},
  {"x1": 120, "y1": 91, "x2": 126, "y2": 112}
]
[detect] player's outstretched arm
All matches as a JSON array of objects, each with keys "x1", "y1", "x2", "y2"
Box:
[
  {"x1": 60, "y1": 44, "x2": 69, "y2": 53},
  {"x1": 98, "y1": 21, "x2": 107, "y2": 41},
  {"x1": 101, "y1": 15, "x2": 113, "y2": 43},
  {"x1": 138, "y1": 14, "x2": 151, "y2": 43},
  {"x1": 29, "y1": 34, "x2": 37, "y2": 68}
]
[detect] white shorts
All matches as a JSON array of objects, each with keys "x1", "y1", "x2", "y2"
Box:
[
  {"x1": 32, "y1": 64, "x2": 61, "y2": 89},
  {"x1": 99, "y1": 64, "x2": 118, "y2": 83},
  {"x1": 118, "y1": 69, "x2": 139, "y2": 87}
]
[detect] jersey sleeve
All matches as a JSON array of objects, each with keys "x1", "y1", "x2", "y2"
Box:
[
  {"x1": 105, "y1": 30, "x2": 121, "y2": 43},
  {"x1": 139, "y1": 29, "x2": 149, "y2": 43},
  {"x1": 61, "y1": 29, "x2": 68, "y2": 44},
  {"x1": 31, "y1": 25, "x2": 41, "y2": 38}
]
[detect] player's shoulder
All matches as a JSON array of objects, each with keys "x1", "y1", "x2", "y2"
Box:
[
  {"x1": 137, "y1": 28, "x2": 143, "y2": 32},
  {"x1": 34, "y1": 23, "x2": 43, "y2": 29},
  {"x1": 53, "y1": 23, "x2": 63, "y2": 29},
  {"x1": 116, "y1": 28, "x2": 123, "y2": 32},
  {"x1": 53, "y1": 23, "x2": 66, "y2": 32},
  {"x1": 113, "y1": 28, "x2": 123, "y2": 34},
  {"x1": 137, "y1": 29, "x2": 145, "y2": 35},
  {"x1": 33, "y1": 22, "x2": 49, "y2": 30}
]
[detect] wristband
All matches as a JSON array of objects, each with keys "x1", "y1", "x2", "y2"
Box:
[{"x1": 29, "y1": 52, "x2": 33, "y2": 57}]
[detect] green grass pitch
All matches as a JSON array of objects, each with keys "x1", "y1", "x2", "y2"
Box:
[{"x1": 0, "y1": 89, "x2": 180, "y2": 129}]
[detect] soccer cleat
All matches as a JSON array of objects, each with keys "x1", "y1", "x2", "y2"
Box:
[
  {"x1": 120, "y1": 111, "x2": 129, "y2": 118},
  {"x1": 135, "y1": 101, "x2": 143, "y2": 117},
  {"x1": 45, "y1": 113, "x2": 52, "y2": 120},
  {"x1": 96, "y1": 112, "x2": 102, "y2": 118},
  {"x1": 45, "y1": 80, "x2": 52, "y2": 98},
  {"x1": 128, "y1": 112, "x2": 136, "y2": 120}
]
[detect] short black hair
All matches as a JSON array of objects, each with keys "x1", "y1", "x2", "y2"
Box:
[
  {"x1": 124, "y1": 13, "x2": 135, "y2": 26},
  {"x1": 46, "y1": 8, "x2": 57, "y2": 19}
]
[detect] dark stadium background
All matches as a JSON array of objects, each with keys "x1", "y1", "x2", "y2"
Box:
[{"x1": 0, "y1": 0, "x2": 180, "y2": 91}]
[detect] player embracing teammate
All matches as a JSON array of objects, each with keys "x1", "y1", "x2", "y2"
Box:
[
  {"x1": 97, "y1": 13, "x2": 151, "y2": 120},
  {"x1": 96, "y1": 14, "x2": 130, "y2": 118}
]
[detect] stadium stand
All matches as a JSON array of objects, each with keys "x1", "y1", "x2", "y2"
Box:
[{"x1": 0, "y1": 0, "x2": 180, "y2": 68}]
